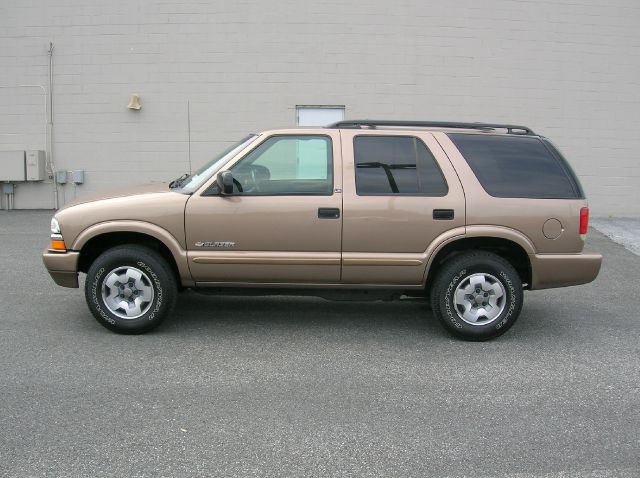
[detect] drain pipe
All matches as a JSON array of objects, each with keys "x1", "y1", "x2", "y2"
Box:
[{"x1": 47, "y1": 42, "x2": 59, "y2": 210}]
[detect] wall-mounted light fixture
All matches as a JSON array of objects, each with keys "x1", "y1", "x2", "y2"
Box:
[{"x1": 127, "y1": 93, "x2": 141, "y2": 110}]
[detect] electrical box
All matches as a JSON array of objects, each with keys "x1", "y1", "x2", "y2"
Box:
[
  {"x1": 56, "y1": 170, "x2": 68, "y2": 184},
  {"x1": 26, "y1": 150, "x2": 46, "y2": 181},
  {"x1": 72, "y1": 170, "x2": 84, "y2": 184},
  {"x1": 0, "y1": 151, "x2": 26, "y2": 181}
]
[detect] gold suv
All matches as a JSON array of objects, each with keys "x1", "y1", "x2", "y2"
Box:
[{"x1": 43, "y1": 120, "x2": 602, "y2": 340}]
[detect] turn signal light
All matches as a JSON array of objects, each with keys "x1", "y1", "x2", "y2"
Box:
[
  {"x1": 50, "y1": 239, "x2": 66, "y2": 251},
  {"x1": 579, "y1": 207, "x2": 589, "y2": 236}
]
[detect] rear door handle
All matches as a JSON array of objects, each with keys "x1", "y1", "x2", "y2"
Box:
[
  {"x1": 433, "y1": 209, "x2": 454, "y2": 220},
  {"x1": 318, "y1": 207, "x2": 340, "y2": 219}
]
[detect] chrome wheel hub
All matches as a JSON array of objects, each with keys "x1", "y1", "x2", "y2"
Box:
[
  {"x1": 453, "y1": 273, "x2": 506, "y2": 326},
  {"x1": 101, "y1": 266, "x2": 154, "y2": 319}
]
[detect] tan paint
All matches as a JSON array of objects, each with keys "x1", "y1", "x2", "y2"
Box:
[
  {"x1": 342, "y1": 258, "x2": 424, "y2": 266},
  {"x1": 52, "y1": 189, "x2": 193, "y2": 286},
  {"x1": 43, "y1": 124, "x2": 602, "y2": 293},
  {"x1": 58, "y1": 183, "x2": 172, "y2": 211},
  {"x1": 42, "y1": 250, "x2": 80, "y2": 287},
  {"x1": 530, "y1": 253, "x2": 602, "y2": 289},
  {"x1": 185, "y1": 129, "x2": 343, "y2": 283},
  {"x1": 465, "y1": 225, "x2": 536, "y2": 254},
  {"x1": 72, "y1": 220, "x2": 193, "y2": 286},
  {"x1": 192, "y1": 252, "x2": 340, "y2": 266},
  {"x1": 42, "y1": 249, "x2": 80, "y2": 270},
  {"x1": 339, "y1": 130, "x2": 466, "y2": 284},
  {"x1": 57, "y1": 187, "x2": 189, "y2": 249},
  {"x1": 542, "y1": 219, "x2": 563, "y2": 240},
  {"x1": 434, "y1": 132, "x2": 586, "y2": 254},
  {"x1": 46, "y1": 271, "x2": 79, "y2": 288},
  {"x1": 194, "y1": 281, "x2": 423, "y2": 290}
]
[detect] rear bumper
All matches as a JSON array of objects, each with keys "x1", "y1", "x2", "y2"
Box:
[
  {"x1": 529, "y1": 252, "x2": 602, "y2": 290},
  {"x1": 42, "y1": 249, "x2": 80, "y2": 288}
]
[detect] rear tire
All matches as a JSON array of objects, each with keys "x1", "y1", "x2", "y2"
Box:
[
  {"x1": 431, "y1": 251, "x2": 523, "y2": 341},
  {"x1": 85, "y1": 245, "x2": 177, "y2": 334}
]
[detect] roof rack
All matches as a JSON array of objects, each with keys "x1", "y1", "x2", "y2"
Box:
[{"x1": 327, "y1": 120, "x2": 535, "y2": 135}]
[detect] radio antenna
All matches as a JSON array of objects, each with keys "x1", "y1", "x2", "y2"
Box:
[{"x1": 187, "y1": 100, "x2": 192, "y2": 174}]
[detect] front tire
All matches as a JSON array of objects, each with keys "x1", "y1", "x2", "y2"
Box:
[
  {"x1": 431, "y1": 251, "x2": 523, "y2": 341},
  {"x1": 85, "y1": 245, "x2": 177, "y2": 334}
]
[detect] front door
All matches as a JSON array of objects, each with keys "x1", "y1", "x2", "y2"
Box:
[
  {"x1": 185, "y1": 131, "x2": 343, "y2": 284},
  {"x1": 340, "y1": 130, "x2": 466, "y2": 286}
]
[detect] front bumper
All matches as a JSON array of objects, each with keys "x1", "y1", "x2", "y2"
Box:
[
  {"x1": 529, "y1": 252, "x2": 602, "y2": 290},
  {"x1": 42, "y1": 249, "x2": 80, "y2": 288}
]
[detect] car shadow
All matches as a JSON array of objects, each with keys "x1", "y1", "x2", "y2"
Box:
[{"x1": 161, "y1": 290, "x2": 448, "y2": 338}]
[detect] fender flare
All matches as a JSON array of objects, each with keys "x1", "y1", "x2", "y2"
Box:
[
  {"x1": 464, "y1": 225, "x2": 536, "y2": 255},
  {"x1": 421, "y1": 225, "x2": 536, "y2": 286},
  {"x1": 71, "y1": 220, "x2": 193, "y2": 285}
]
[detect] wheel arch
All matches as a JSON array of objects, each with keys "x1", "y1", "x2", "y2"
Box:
[
  {"x1": 424, "y1": 232, "x2": 533, "y2": 293},
  {"x1": 73, "y1": 222, "x2": 193, "y2": 286}
]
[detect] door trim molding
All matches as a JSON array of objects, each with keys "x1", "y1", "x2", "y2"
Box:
[
  {"x1": 190, "y1": 251, "x2": 340, "y2": 266},
  {"x1": 192, "y1": 256, "x2": 340, "y2": 265},
  {"x1": 342, "y1": 258, "x2": 423, "y2": 266}
]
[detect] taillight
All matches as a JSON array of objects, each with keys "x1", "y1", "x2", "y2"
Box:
[{"x1": 579, "y1": 207, "x2": 589, "y2": 236}]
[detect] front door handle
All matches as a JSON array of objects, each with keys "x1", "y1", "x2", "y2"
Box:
[
  {"x1": 318, "y1": 207, "x2": 340, "y2": 219},
  {"x1": 433, "y1": 209, "x2": 454, "y2": 220}
]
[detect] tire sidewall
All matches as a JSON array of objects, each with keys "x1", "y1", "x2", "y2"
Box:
[
  {"x1": 438, "y1": 258, "x2": 522, "y2": 340},
  {"x1": 86, "y1": 248, "x2": 174, "y2": 333}
]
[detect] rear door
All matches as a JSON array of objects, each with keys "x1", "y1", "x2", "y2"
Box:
[{"x1": 340, "y1": 130, "x2": 465, "y2": 285}]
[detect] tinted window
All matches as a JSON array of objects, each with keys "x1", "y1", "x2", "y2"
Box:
[
  {"x1": 231, "y1": 135, "x2": 332, "y2": 195},
  {"x1": 449, "y1": 134, "x2": 580, "y2": 199},
  {"x1": 354, "y1": 136, "x2": 448, "y2": 196}
]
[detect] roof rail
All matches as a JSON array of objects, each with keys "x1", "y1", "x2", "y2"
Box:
[{"x1": 327, "y1": 120, "x2": 535, "y2": 135}]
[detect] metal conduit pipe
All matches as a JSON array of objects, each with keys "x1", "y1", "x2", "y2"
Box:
[
  {"x1": 47, "y1": 42, "x2": 59, "y2": 210},
  {"x1": 0, "y1": 83, "x2": 55, "y2": 209},
  {"x1": 0, "y1": 41, "x2": 59, "y2": 210}
]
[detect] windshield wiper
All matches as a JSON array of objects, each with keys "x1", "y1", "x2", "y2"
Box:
[{"x1": 169, "y1": 173, "x2": 190, "y2": 189}]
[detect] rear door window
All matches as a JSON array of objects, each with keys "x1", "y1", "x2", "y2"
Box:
[
  {"x1": 354, "y1": 136, "x2": 448, "y2": 196},
  {"x1": 448, "y1": 134, "x2": 582, "y2": 199}
]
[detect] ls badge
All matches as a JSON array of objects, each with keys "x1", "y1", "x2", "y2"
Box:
[{"x1": 195, "y1": 241, "x2": 236, "y2": 248}]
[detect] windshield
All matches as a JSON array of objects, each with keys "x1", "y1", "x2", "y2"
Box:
[{"x1": 177, "y1": 135, "x2": 258, "y2": 192}]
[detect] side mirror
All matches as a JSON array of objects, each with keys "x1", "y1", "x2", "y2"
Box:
[{"x1": 217, "y1": 171, "x2": 234, "y2": 195}]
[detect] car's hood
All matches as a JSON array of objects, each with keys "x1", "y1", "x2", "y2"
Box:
[
  {"x1": 59, "y1": 183, "x2": 173, "y2": 210},
  {"x1": 54, "y1": 182, "x2": 190, "y2": 250}
]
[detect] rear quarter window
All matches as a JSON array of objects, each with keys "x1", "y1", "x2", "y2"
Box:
[{"x1": 448, "y1": 133, "x2": 583, "y2": 199}]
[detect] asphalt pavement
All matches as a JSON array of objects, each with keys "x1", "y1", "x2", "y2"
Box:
[{"x1": 0, "y1": 211, "x2": 638, "y2": 477}]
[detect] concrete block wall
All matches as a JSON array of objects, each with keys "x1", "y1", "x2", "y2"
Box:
[{"x1": 0, "y1": 0, "x2": 638, "y2": 215}]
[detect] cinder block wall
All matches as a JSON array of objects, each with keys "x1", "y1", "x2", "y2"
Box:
[{"x1": 1, "y1": 0, "x2": 638, "y2": 215}]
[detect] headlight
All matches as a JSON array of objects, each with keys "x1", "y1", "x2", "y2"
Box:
[{"x1": 51, "y1": 217, "x2": 61, "y2": 234}]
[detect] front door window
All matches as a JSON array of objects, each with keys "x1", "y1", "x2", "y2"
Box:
[{"x1": 231, "y1": 135, "x2": 333, "y2": 195}]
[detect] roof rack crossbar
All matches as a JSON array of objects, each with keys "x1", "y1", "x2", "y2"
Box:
[{"x1": 327, "y1": 120, "x2": 535, "y2": 135}]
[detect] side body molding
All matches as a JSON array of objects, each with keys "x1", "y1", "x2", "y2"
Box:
[{"x1": 71, "y1": 220, "x2": 194, "y2": 286}]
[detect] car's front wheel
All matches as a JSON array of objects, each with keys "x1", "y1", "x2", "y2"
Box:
[
  {"x1": 85, "y1": 245, "x2": 177, "y2": 334},
  {"x1": 431, "y1": 251, "x2": 523, "y2": 341}
]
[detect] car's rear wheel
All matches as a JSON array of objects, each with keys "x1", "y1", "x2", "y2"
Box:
[
  {"x1": 85, "y1": 245, "x2": 177, "y2": 334},
  {"x1": 431, "y1": 251, "x2": 523, "y2": 341}
]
